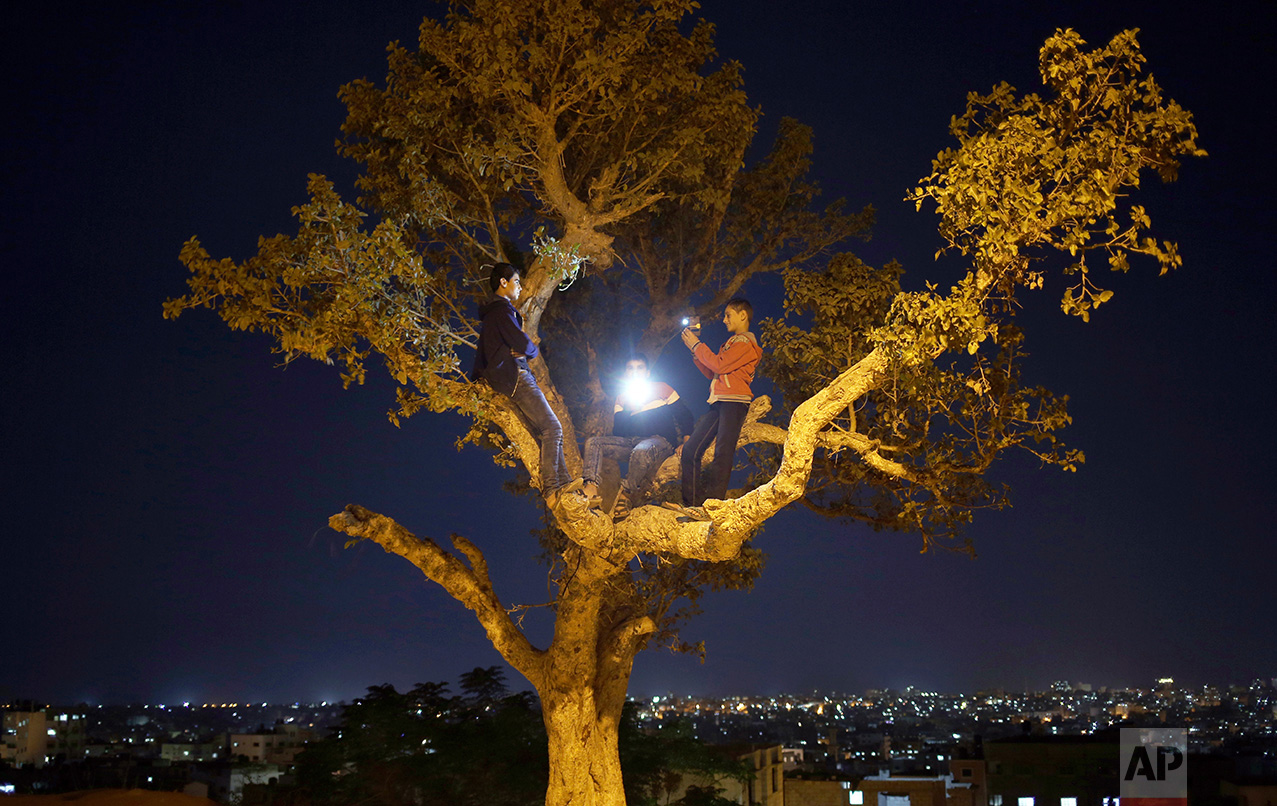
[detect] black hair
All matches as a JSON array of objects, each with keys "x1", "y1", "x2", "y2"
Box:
[
  {"x1": 625, "y1": 353, "x2": 649, "y2": 368},
  {"x1": 725, "y1": 297, "x2": 753, "y2": 324},
  {"x1": 487, "y1": 262, "x2": 519, "y2": 292}
]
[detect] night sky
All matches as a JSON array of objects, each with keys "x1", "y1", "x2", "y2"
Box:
[{"x1": 3, "y1": 0, "x2": 1274, "y2": 706}]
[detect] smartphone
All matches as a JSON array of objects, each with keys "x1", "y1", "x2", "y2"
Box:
[{"x1": 682, "y1": 315, "x2": 701, "y2": 330}]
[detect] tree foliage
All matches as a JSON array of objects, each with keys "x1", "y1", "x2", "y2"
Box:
[
  {"x1": 753, "y1": 26, "x2": 1204, "y2": 552},
  {"x1": 910, "y1": 28, "x2": 1204, "y2": 322}
]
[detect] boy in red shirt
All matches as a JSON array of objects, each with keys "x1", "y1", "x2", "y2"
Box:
[{"x1": 677, "y1": 298, "x2": 763, "y2": 509}]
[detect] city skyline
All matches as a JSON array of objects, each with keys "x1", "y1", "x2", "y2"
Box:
[
  {"x1": 7, "y1": 671, "x2": 1276, "y2": 710},
  {"x1": 3, "y1": 0, "x2": 1274, "y2": 705}
]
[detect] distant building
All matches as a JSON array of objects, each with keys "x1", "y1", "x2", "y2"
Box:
[
  {"x1": 1, "y1": 706, "x2": 86, "y2": 768},
  {"x1": 664, "y1": 743, "x2": 786, "y2": 806},
  {"x1": 189, "y1": 762, "x2": 285, "y2": 802},
  {"x1": 785, "y1": 778, "x2": 858, "y2": 806},
  {"x1": 737, "y1": 745, "x2": 786, "y2": 806},
  {"x1": 784, "y1": 747, "x2": 807, "y2": 771},
  {"x1": 985, "y1": 735, "x2": 1120, "y2": 806},
  {"x1": 856, "y1": 772, "x2": 950, "y2": 806},
  {"x1": 787, "y1": 764, "x2": 986, "y2": 806},
  {"x1": 949, "y1": 759, "x2": 988, "y2": 806},
  {"x1": 229, "y1": 723, "x2": 313, "y2": 764},
  {"x1": 161, "y1": 738, "x2": 226, "y2": 762}
]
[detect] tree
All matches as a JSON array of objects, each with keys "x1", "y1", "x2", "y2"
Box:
[
  {"x1": 296, "y1": 669, "x2": 746, "y2": 806},
  {"x1": 165, "y1": 1, "x2": 1203, "y2": 802},
  {"x1": 297, "y1": 670, "x2": 548, "y2": 806}
]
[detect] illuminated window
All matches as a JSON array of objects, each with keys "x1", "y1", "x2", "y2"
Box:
[
  {"x1": 849, "y1": 792, "x2": 864, "y2": 805},
  {"x1": 1019, "y1": 799, "x2": 1035, "y2": 806},
  {"x1": 1062, "y1": 799, "x2": 1078, "y2": 806},
  {"x1": 991, "y1": 797, "x2": 1003, "y2": 806}
]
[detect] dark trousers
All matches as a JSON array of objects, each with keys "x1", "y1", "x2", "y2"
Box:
[
  {"x1": 508, "y1": 366, "x2": 569, "y2": 494},
  {"x1": 583, "y1": 434, "x2": 674, "y2": 501},
  {"x1": 681, "y1": 401, "x2": 749, "y2": 506}
]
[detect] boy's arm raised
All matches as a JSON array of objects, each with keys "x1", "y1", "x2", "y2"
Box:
[{"x1": 691, "y1": 338, "x2": 756, "y2": 375}]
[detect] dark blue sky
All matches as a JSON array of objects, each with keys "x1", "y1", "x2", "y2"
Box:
[{"x1": 3, "y1": 0, "x2": 1273, "y2": 705}]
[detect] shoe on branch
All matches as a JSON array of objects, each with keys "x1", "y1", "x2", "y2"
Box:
[{"x1": 610, "y1": 491, "x2": 632, "y2": 521}]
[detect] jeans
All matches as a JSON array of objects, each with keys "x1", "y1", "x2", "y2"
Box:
[
  {"x1": 681, "y1": 401, "x2": 749, "y2": 506},
  {"x1": 583, "y1": 434, "x2": 674, "y2": 501},
  {"x1": 508, "y1": 365, "x2": 570, "y2": 494}
]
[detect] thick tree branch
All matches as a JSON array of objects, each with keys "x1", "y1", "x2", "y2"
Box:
[
  {"x1": 740, "y1": 421, "x2": 914, "y2": 480},
  {"x1": 328, "y1": 504, "x2": 546, "y2": 686},
  {"x1": 603, "y1": 616, "x2": 657, "y2": 663}
]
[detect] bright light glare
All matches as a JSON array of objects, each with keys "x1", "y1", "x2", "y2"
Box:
[{"x1": 622, "y1": 377, "x2": 651, "y2": 406}]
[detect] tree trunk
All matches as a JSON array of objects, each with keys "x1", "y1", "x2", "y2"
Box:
[
  {"x1": 536, "y1": 550, "x2": 639, "y2": 806},
  {"x1": 541, "y1": 683, "x2": 628, "y2": 806}
]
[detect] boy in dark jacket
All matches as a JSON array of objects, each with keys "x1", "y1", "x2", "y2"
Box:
[
  {"x1": 472, "y1": 263, "x2": 579, "y2": 508},
  {"x1": 676, "y1": 298, "x2": 763, "y2": 509}
]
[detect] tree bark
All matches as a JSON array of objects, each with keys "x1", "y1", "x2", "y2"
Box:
[
  {"x1": 537, "y1": 549, "x2": 641, "y2": 806},
  {"x1": 541, "y1": 684, "x2": 628, "y2": 806}
]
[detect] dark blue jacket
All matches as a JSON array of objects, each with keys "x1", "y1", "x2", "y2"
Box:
[{"x1": 472, "y1": 296, "x2": 538, "y2": 396}]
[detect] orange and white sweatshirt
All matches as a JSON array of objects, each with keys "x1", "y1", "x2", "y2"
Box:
[{"x1": 691, "y1": 332, "x2": 762, "y2": 404}]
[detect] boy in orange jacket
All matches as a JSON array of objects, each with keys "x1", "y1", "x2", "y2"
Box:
[{"x1": 677, "y1": 298, "x2": 763, "y2": 509}]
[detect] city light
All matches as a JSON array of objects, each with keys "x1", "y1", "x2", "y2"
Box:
[{"x1": 4, "y1": 678, "x2": 1272, "y2": 795}]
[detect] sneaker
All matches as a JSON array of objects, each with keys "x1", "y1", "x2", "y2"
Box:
[
  {"x1": 547, "y1": 487, "x2": 589, "y2": 517},
  {"x1": 610, "y1": 491, "x2": 632, "y2": 521},
  {"x1": 681, "y1": 505, "x2": 710, "y2": 520},
  {"x1": 660, "y1": 502, "x2": 711, "y2": 521}
]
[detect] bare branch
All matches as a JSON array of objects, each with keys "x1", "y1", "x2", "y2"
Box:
[{"x1": 329, "y1": 505, "x2": 546, "y2": 685}]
